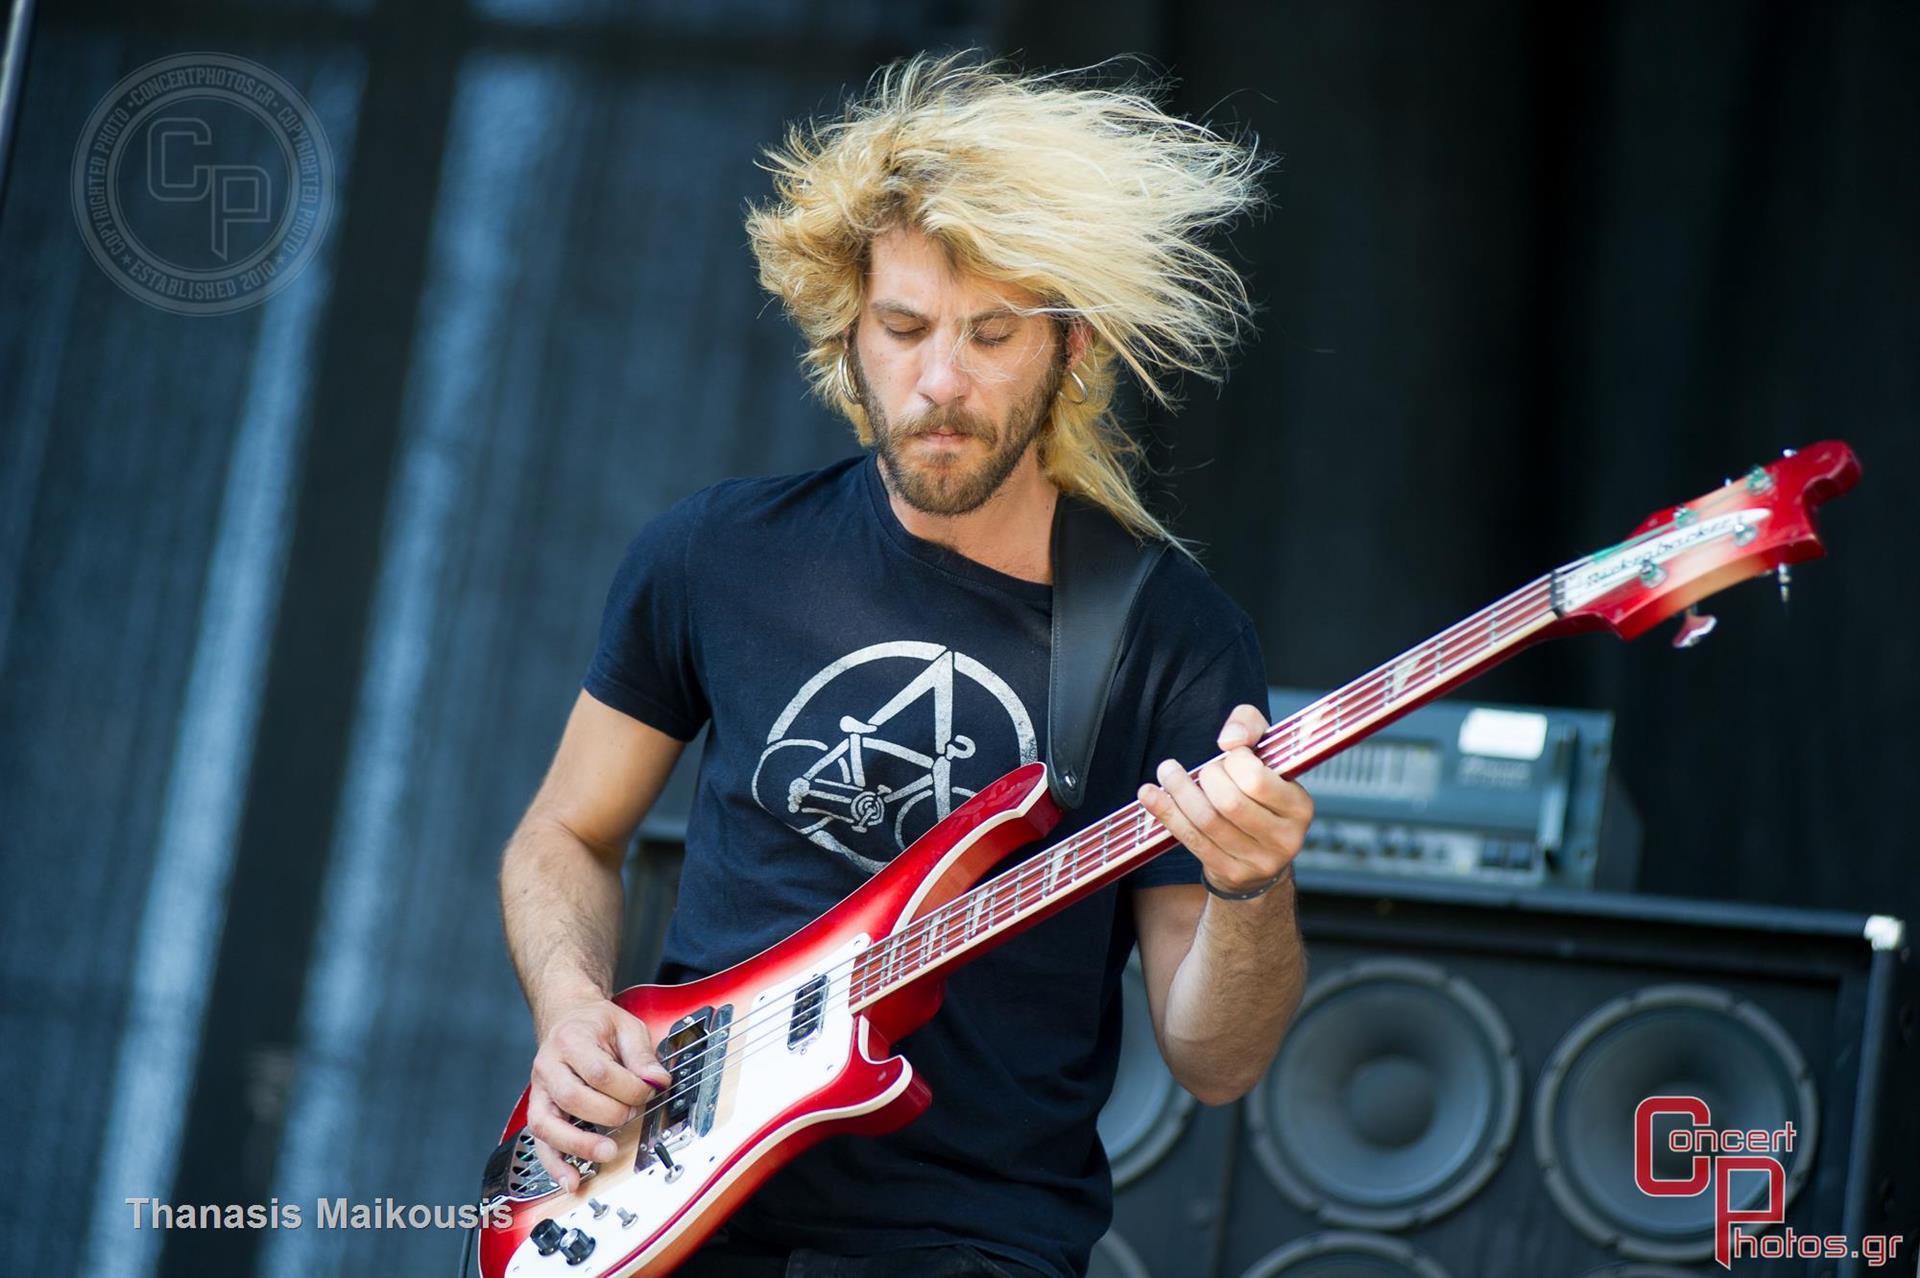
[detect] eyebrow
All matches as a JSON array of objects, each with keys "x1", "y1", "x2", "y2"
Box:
[{"x1": 869, "y1": 299, "x2": 1024, "y2": 326}]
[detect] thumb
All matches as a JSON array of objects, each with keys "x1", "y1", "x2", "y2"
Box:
[{"x1": 612, "y1": 1009, "x2": 673, "y2": 1091}]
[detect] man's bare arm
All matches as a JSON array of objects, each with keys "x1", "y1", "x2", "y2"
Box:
[
  {"x1": 1131, "y1": 703, "x2": 1313, "y2": 1104},
  {"x1": 499, "y1": 688, "x2": 687, "y2": 1189},
  {"x1": 1133, "y1": 879, "x2": 1307, "y2": 1105}
]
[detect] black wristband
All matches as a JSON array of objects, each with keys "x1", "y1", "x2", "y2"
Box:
[{"x1": 1201, "y1": 862, "x2": 1294, "y2": 901}]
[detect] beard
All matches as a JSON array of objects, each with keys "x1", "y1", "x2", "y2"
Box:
[{"x1": 857, "y1": 348, "x2": 1064, "y2": 517}]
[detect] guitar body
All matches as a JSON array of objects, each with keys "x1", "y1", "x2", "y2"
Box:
[
  {"x1": 480, "y1": 762, "x2": 1062, "y2": 1278},
  {"x1": 480, "y1": 441, "x2": 1861, "y2": 1278}
]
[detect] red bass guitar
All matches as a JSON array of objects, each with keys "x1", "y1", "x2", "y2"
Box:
[{"x1": 478, "y1": 441, "x2": 1860, "y2": 1277}]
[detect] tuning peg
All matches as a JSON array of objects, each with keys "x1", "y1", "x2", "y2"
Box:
[
  {"x1": 1672, "y1": 606, "x2": 1717, "y2": 649},
  {"x1": 1777, "y1": 563, "x2": 1791, "y2": 607}
]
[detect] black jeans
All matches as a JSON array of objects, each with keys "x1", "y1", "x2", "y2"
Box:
[{"x1": 674, "y1": 1226, "x2": 1051, "y2": 1278}]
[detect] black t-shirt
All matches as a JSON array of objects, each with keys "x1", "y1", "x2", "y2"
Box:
[{"x1": 583, "y1": 453, "x2": 1266, "y2": 1278}]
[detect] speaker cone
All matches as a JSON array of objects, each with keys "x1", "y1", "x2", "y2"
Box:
[
  {"x1": 1240, "y1": 1231, "x2": 1455, "y2": 1278},
  {"x1": 1246, "y1": 959, "x2": 1520, "y2": 1229},
  {"x1": 1535, "y1": 984, "x2": 1818, "y2": 1262},
  {"x1": 1099, "y1": 955, "x2": 1195, "y2": 1187}
]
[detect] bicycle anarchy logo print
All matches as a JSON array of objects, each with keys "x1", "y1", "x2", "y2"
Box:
[
  {"x1": 71, "y1": 53, "x2": 334, "y2": 315},
  {"x1": 1635, "y1": 1096, "x2": 1904, "y2": 1268},
  {"x1": 752, "y1": 641, "x2": 1038, "y2": 875}
]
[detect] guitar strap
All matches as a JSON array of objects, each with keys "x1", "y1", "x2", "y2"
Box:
[{"x1": 1045, "y1": 491, "x2": 1168, "y2": 811}]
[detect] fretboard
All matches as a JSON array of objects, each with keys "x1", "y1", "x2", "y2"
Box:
[{"x1": 848, "y1": 571, "x2": 1564, "y2": 1012}]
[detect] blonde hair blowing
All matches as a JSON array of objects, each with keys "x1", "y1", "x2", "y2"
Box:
[{"x1": 744, "y1": 49, "x2": 1272, "y2": 551}]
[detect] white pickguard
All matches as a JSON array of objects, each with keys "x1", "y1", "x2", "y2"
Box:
[{"x1": 506, "y1": 933, "x2": 901, "y2": 1277}]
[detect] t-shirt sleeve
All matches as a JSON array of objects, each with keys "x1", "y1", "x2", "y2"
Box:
[
  {"x1": 582, "y1": 495, "x2": 711, "y2": 742},
  {"x1": 1124, "y1": 618, "x2": 1271, "y2": 890}
]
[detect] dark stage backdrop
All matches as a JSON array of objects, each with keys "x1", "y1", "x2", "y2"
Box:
[{"x1": 0, "y1": 3, "x2": 1912, "y2": 1277}]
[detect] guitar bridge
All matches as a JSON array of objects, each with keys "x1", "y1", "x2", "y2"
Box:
[{"x1": 637, "y1": 1003, "x2": 732, "y2": 1175}]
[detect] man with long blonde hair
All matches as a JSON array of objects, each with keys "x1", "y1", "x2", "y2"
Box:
[{"x1": 500, "y1": 50, "x2": 1312, "y2": 1278}]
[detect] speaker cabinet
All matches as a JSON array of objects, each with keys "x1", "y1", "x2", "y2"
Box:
[
  {"x1": 1095, "y1": 957, "x2": 1238, "y2": 1275},
  {"x1": 1102, "y1": 875, "x2": 1914, "y2": 1278}
]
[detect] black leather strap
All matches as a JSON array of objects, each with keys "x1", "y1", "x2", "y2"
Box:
[{"x1": 1046, "y1": 492, "x2": 1168, "y2": 810}]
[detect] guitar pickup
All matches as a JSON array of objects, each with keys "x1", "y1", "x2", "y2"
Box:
[
  {"x1": 637, "y1": 1004, "x2": 731, "y2": 1174},
  {"x1": 788, "y1": 974, "x2": 829, "y2": 1051}
]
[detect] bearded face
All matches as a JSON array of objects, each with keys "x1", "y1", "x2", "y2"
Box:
[
  {"x1": 850, "y1": 225, "x2": 1076, "y2": 518},
  {"x1": 854, "y1": 341, "x2": 1064, "y2": 517}
]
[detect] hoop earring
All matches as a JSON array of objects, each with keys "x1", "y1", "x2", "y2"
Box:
[
  {"x1": 835, "y1": 347, "x2": 860, "y2": 402},
  {"x1": 1062, "y1": 367, "x2": 1089, "y2": 406}
]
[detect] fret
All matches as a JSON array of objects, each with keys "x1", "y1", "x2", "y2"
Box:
[
  {"x1": 1013, "y1": 876, "x2": 1035, "y2": 923},
  {"x1": 985, "y1": 880, "x2": 1009, "y2": 930},
  {"x1": 1301, "y1": 703, "x2": 1329, "y2": 757},
  {"x1": 1387, "y1": 655, "x2": 1416, "y2": 704},
  {"x1": 1043, "y1": 842, "x2": 1064, "y2": 897},
  {"x1": 967, "y1": 884, "x2": 985, "y2": 940},
  {"x1": 1273, "y1": 720, "x2": 1298, "y2": 771}
]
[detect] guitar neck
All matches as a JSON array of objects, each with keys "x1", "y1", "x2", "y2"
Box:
[{"x1": 849, "y1": 572, "x2": 1566, "y2": 1013}]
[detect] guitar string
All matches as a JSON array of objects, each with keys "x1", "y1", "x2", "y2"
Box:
[
  {"x1": 853, "y1": 582, "x2": 1559, "y2": 999},
  {"x1": 550, "y1": 581, "x2": 1561, "y2": 1163},
  {"x1": 692, "y1": 582, "x2": 1551, "y2": 1063},
  {"x1": 543, "y1": 503, "x2": 1762, "y2": 1174},
  {"x1": 854, "y1": 575, "x2": 1561, "y2": 997},
  {"x1": 547, "y1": 580, "x2": 1566, "y2": 1164},
  {"x1": 541, "y1": 490, "x2": 1770, "y2": 1163}
]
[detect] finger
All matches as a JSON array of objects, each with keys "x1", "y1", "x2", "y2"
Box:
[
  {"x1": 1217, "y1": 703, "x2": 1270, "y2": 751},
  {"x1": 530, "y1": 1091, "x2": 618, "y2": 1166},
  {"x1": 1221, "y1": 756, "x2": 1313, "y2": 825},
  {"x1": 1217, "y1": 748, "x2": 1314, "y2": 827},
  {"x1": 560, "y1": 1022, "x2": 657, "y2": 1109},
  {"x1": 1196, "y1": 757, "x2": 1290, "y2": 848},
  {"x1": 1163, "y1": 757, "x2": 1266, "y2": 866},
  {"x1": 538, "y1": 1056, "x2": 637, "y2": 1131},
  {"x1": 612, "y1": 1011, "x2": 674, "y2": 1092},
  {"x1": 1140, "y1": 759, "x2": 1235, "y2": 869},
  {"x1": 529, "y1": 1128, "x2": 575, "y2": 1195},
  {"x1": 527, "y1": 1093, "x2": 605, "y2": 1190}
]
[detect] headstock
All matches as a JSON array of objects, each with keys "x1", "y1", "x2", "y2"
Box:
[{"x1": 1551, "y1": 440, "x2": 1861, "y2": 643}]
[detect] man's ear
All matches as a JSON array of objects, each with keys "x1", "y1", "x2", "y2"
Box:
[{"x1": 1064, "y1": 317, "x2": 1091, "y2": 370}]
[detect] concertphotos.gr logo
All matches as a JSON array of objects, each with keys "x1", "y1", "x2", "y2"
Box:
[
  {"x1": 1635, "y1": 1095, "x2": 1906, "y2": 1269},
  {"x1": 69, "y1": 52, "x2": 334, "y2": 316}
]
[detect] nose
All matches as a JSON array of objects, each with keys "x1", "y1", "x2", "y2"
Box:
[{"x1": 914, "y1": 333, "x2": 971, "y2": 407}]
